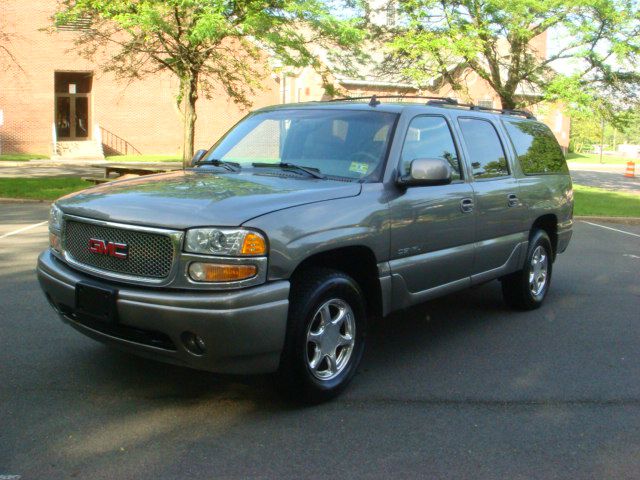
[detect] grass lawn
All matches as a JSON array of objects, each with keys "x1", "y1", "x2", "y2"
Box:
[
  {"x1": 0, "y1": 153, "x2": 49, "y2": 162},
  {"x1": 573, "y1": 184, "x2": 640, "y2": 217},
  {"x1": 0, "y1": 177, "x2": 91, "y2": 201},
  {"x1": 567, "y1": 152, "x2": 635, "y2": 164},
  {"x1": 106, "y1": 154, "x2": 182, "y2": 162}
]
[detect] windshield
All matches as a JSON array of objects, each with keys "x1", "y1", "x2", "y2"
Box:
[{"x1": 203, "y1": 109, "x2": 398, "y2": 181}]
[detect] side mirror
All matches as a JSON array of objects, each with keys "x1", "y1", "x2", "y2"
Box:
[
  {"x1": 397, "y1": 158, "x2": 452, "y2": 187},
  {"x1": 191, "y1": 149, "x2": 207, "y2": 167}
]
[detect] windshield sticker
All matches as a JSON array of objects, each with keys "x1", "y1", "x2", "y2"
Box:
[{"x1": 349, "y1": 162, "x2": 369, "y2": 174}]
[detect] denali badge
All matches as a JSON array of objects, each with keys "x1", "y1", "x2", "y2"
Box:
[{"x1": 88, "y1": 238, "x2": 129, "y2": 259}]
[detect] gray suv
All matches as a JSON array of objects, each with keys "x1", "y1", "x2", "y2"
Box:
[{"x1": 38, "y1": 97, "x2": 573, "y2": 401}]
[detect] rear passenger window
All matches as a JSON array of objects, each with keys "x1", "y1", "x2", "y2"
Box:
[
  {"x1": 400, "y1": 116, "x2": 462, "y2": 181},
  {"x1": 458, "y1": 118, "x2": 509, "y2": 179},
  {"x1": 503, "y1": 120, "x2": 569, "y2": 174}
]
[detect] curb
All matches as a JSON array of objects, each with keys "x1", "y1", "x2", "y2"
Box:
[
  {"x1": 575, "y1": 215, "x2": 640, "y2": 225},
  {"x1": 0, "y1": 161, "x2": 106, "y2": 168},
  {"x1": 0, "y1": 198, "x2": 50, "y2": 204}
]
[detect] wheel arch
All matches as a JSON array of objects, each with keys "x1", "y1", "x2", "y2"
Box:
[
  {"x1": 531, "y1": 214, "x2": 558, "y2": 259},
  {"x1": 289, "y1": 246, "x2": 383, "y2": 319}
]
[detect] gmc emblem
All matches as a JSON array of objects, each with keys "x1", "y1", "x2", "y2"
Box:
[{"x1": 88, "y1": 238, "x2": 129, "y2": 259}]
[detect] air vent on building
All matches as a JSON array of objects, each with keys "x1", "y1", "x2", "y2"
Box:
[
  {"x1": 57, "y1": 15, "x2": 93, "y2": 32},
  {"x1": 477, "y1": 99, "x2": 494, "y2": 109}
]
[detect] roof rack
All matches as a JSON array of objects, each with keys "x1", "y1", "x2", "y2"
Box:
[
  {"x1": 327, "y1": 94, "x2": 536, "y2": 119},
  {"x1": 470, "y1": 105, "x2": 536, "y2": 119},
  {"x1": 328, "y1": 95, "x2": 460, "y2": 107}
]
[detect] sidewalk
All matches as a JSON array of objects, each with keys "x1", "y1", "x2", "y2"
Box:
[
  {"x1": 567, "y1": 161, "x2": 632, "y2": 174},
  {"x1": 568, "y1": 162, "x2": 639, "y2": 195},
  {"x1": 0, "y1": 158, "x2": 183, "y2": 178}
]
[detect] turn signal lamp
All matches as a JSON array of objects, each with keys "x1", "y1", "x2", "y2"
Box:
[
  {"x1": 241, "y1": 233, "x2": 267, "y2": 255},
  {"x1": 188, "y1": 262, "x2": 257, "y2": 283}
]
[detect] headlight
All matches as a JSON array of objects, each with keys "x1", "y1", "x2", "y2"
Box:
[
  {"x1": 184, "y1": 228, "x2": 267, "y2": 256},
  {"x1": 49, "y1": 204, "x2": 63, "y2": 231}
]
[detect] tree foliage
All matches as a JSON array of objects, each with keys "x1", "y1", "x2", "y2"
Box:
[
  {"x1": 384, "y1": 0, "x2": 640, "y2": 111},
  {"x1": 56, "y1": 0, "x2": 364, "y2": 163},
  {"x1": 570, "y1": 107, "x2": 640, "y2": 152}
]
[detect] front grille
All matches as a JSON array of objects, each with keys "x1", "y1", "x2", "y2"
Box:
[{"x1": 63, "y1": 219, "x2": 175, "y2": 279}]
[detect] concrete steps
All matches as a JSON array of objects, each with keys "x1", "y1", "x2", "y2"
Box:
[{"x1": 53, "y1": 140, "x2": 104, "y2": 160}]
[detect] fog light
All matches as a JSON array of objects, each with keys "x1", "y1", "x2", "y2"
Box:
[
  {"x1": 49, "y1": 232, "x2": 61, "y2": 252},
  {"x1": 182, "y1": 332, "x2": 206, "y2": 355},
  {"x1": 188, "y1": 262, "x2": 257, "y2": 282}
]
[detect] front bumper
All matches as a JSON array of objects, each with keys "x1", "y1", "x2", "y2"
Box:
[{"x1": 37, "y1": 250, "x2": 290, "y2": 374}]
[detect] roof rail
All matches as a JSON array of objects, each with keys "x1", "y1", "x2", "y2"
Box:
[
  {"x1": 328, "y1": 95, "x2": 460, "y2": 106},
  {"x1": 326, "y1": 94, "x2": 537, "y2": 119},
  {"x1": 470, "y1": 105, "x2": 536, "y2": 119}
]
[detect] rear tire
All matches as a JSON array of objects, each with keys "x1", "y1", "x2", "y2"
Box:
[
  {"x1": 501, "y1": 230, "x2": 553, "y2": 310},
  {"x1": 278, "y1": 268, "x2": 367, "y2": 403}
]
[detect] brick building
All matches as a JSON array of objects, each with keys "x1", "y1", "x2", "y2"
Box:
[
  {"x1": 0, "y1": 1, "x2": 569, "y2": 158},
  {"x1": 0, "y1": 1, "x2": 286, "y2": 158}
]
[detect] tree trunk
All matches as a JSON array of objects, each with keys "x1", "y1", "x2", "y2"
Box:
[
  {"x1": 182, "y1": 75, "x2": 198, "y2": 167},
  {"x1": 497, "y1": 91, "x2": 517, "y2": 111}
]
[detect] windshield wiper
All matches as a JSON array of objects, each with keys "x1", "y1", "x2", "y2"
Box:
[
  {"x1": 252, "y1": 162, "x2": 326, "y2": 179},
  {"x1": 194, "y1": 159, "x2": 241, "y2": 172}
]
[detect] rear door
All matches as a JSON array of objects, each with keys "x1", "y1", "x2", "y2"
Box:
[
  {"x1": 455, "y1": 116, "x2": 528, "y2": 279},
  {"x1": 388, "y1": 114, "x2": 476, "y2": 300}
]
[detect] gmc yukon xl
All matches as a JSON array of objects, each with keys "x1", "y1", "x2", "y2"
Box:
[{"x1": 38, "y1": 97, "x2": 573, "y2": 401}]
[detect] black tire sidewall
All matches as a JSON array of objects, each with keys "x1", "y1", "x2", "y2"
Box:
[
  {"x1": 524, "y1": 231, "x2": 553, "y2": 305},
  {"x1": 284, "y1": 270, "x2": 367, "y2": 400}
]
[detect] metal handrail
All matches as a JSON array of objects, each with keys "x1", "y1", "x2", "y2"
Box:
[{"x1": 99, "y1": 126, "x2": 141, "y2": 156}]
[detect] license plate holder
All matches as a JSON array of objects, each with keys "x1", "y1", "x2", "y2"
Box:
[{"x1": 75, "y1": 282, "x2": 118, "y2": 323}]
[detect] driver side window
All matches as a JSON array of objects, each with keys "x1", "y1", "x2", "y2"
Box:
[{"x1": 400, "y1": 116, "x2": 462, "y2": 181}]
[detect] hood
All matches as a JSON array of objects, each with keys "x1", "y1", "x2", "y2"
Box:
[{"x1": 57, "y1": 170, "x2": 362, "y2": 229}]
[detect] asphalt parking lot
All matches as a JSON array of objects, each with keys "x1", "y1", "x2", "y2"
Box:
[{"x1": 1, "y1": 202, "x2": 639, "y2": 479}]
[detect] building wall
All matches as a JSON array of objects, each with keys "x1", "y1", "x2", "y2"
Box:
[{"x1": 0, "y1": 0, "x2": 281, "y2": 156}]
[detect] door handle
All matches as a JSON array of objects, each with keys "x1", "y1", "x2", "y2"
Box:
[
  {"x1": 460, "y1": 198, "x2": 474, "y2": 213},
  {"x1": 507, "y1": 193, "x2": 519, "y2": 208}
]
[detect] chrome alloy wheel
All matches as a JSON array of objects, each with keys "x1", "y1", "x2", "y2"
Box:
[
  {"x1": 529, "y1": 245, "x2": 548, "y2": 297},
  {"x1": 305, "y1": 299, "x2": 356, "y2": 381}
]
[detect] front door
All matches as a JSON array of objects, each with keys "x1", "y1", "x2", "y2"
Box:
[
  {"x1": 55, "y1": 72, "x2": 92, "y2": 140},
  {"x1": 388, "y1": 115, "x2": 476, "y2": 304}
]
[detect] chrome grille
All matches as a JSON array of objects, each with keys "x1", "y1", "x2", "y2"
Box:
[{"x1": 63, "y1": 219, "x2": 175, "y2": 279}]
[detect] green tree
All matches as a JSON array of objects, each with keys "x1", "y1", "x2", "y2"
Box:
[
  {"x1": 570, "y1": 107, "x2": 640, "y2": 153},
  {"x1": 384, "y1": 0, "x2": 640, "y2": 111},
  {"x1": 57, "y1": 0, "x2": 364, "y2": 165}
]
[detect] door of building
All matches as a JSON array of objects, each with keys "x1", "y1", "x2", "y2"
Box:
[{"x1": 55, "y1": 72, "x2": 92, "y2": 140}]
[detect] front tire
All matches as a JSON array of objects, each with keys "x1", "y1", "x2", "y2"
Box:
[
  {"x1": 501, "y1": 230, "x2": 553, "y2": 310},
  {"x1": 278, "y1": 268, "x2": 367, "y2": 403}
]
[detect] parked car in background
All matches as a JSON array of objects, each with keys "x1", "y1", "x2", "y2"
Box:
[{"x1": 38, "y1": 97, "x2": 573, "y2": 402}]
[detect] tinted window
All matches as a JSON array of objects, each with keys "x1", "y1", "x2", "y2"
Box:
[
  {"x1": 458, "y1": 118, "x2": 509, "y2": 179},
  {"x1": 400, "y1": 116, "x2": 462, "y2": 181},
  {"x1": 504, "y1": 120, "x2": 568, "y2": 174},
  {"x1": 206, "y1": 109, "x2": 397, "y2": 181}
]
